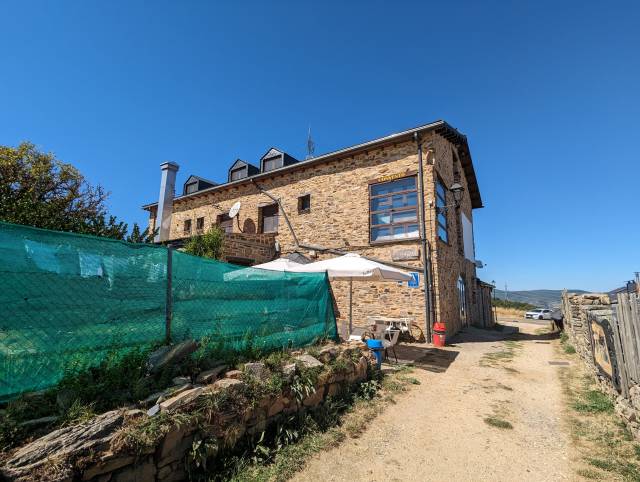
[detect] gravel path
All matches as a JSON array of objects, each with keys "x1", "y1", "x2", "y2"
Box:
[{"x1": 292, "y1": 321, "x2": 571, "y2": 482}]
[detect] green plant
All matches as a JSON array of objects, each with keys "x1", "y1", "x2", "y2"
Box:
[
  {"x1": 357, "y1": 380, "x2": 381, "y2": 401},
  {"x1": 183, "y1": 226, "x2": 225, "y2": 260},
  {"x1": 291, "y1": 373, "x2": 316, "y2": 405},
  {"x1": 564, "y1": 344, "x2": 576, "y2": 354},
  {"x1": 188, "y1": 437, "x2": 219, "y2": 473},
  {"x1": 60, "y1": 400, "x2": 96, "y2": 426}
]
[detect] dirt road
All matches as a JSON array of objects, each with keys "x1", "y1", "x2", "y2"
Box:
[{"x1": 293, "y1": 321, "x2": 571, "y2": 482}]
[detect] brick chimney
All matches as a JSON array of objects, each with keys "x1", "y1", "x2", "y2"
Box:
[{"x1": 155, "y1": 161, "x2": 179, "y2": 243}]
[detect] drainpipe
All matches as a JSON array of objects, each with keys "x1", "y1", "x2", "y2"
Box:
[
  {"x1": 251, "y1": 179, "x2": 300, "y2": 247},
  {"x1": 414, "y1": 133, "x2": 434, "y2": 343}
]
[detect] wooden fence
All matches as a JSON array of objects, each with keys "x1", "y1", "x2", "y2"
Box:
[{"x1": 606, "y1": 292, "x2": 640, "y2": 398}]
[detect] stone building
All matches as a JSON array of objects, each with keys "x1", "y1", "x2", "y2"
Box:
[{"x1": 142, "y1": 120, "x2": 493, "y2": 337}]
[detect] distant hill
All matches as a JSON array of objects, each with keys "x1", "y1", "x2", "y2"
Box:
[{"x1": 492, "y1": 289, "x2": 588, "y2": 308}]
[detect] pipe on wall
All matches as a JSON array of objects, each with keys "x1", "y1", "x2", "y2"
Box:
[{"x1": 414, "y1": 132, "x2": 435, "y2": 343}]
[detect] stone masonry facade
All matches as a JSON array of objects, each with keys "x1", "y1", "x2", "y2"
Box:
[{"x1": 145, "y1": 125, "x2": 491, "y2": 336}]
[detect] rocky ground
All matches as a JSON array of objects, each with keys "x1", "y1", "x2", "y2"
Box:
[{"x1": 293, "y1": 320, "x2": 572, "y2": 482}]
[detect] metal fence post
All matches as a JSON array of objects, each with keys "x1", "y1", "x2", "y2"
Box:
[{"x1": 165, "y1": 244, "x2": 173, "y2": 344}]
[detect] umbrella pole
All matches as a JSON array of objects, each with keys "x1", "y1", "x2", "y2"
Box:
[{"x1": 349, "y1": 279, "x2": 353, "y2": 336}]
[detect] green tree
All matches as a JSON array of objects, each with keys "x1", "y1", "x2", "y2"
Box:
[
  {"x1": 0, "y1": 141, "x2": 153, "y2": 242},
  {"x1": 184, "y1": 226, "x2": 225, "y2": 259}
]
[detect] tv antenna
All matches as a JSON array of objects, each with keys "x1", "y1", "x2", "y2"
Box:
[{"x1": 306, "y1": 126, "x2": 315, "y2": 160}]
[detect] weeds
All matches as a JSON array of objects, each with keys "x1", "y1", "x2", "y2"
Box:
[
  {"x1": 573, "y1": 390, "x2": 614, "y2": 414},
  {"x1": 484, "y1": 417, "x2": 513, "y2": 429}
]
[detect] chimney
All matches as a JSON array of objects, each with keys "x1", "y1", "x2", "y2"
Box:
[{"x1": 155, "y1": 161, "x2": 179, "y2": 243}]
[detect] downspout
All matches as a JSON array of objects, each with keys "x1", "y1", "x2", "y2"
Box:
[
  {"x1": 414, "y1": 132, "x2": 434, "y2": 343},
  {"x1": 251, "y1": 179, "x2": 300, "y2": 247}
]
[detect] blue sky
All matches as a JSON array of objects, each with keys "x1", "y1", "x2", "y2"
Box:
[{"x1": 1, "y1": 1, "x2": 638, "y2": 292}]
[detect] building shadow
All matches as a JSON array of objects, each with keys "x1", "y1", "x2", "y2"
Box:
[
  {"x1": 393, "y1": 344, "x2": 459, "y2": 373},
  {"x1": 450, "y1": 324, "x2": 561, "y2": 344}
]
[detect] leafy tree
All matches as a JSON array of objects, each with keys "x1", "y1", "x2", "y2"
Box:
[
  {"x1": 184, "y1": 226, "x2": 225, "y2": 259},
  {"x1": 0, "y1": 142, "x2": 153, "y2": 242}
]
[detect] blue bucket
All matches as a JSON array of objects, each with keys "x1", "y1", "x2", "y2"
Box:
[{"x1": 366, "y1": 339, "x2": 384, "y2": 369}]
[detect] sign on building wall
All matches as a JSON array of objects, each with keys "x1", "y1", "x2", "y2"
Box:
[
  {"x1": 392, "y1": 247, "x2": 420, "y2": 261},
  {"x1": 408, "y1": 272, "x2": 420, "y2": 288}
]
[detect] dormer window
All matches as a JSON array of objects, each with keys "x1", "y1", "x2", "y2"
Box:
[
  {"x1": 228, "y1": 159, "x2": 259, "y2": 182},
  {"x1": 263, "y1": 155, "x2": 283, "y2": 172},
  {"x1": 182, "y1": 175, "x2": 216, "y2": 196},
  {"x1": 260, "y1": 148, "x2": 298, "y2": 173},
  {"x1": 185, "y1": 182, "x2": 198, "y2": 194},
  {"x1": 230, "y1": 167, "x2": 246, "y2": 181}
]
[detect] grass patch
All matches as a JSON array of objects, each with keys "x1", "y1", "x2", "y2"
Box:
[
  {"x1": 564, "y1": 344, "x2": 576, "y2": 354},
  {"x1": 484, "y1": 417, "x2": 513, "y2": 430},
  {"x1": 480, "y1": 340, "x2": 522, "y2": 369},
  {"x1": 558, "y1": 340, "x2": 640, "y2": 481},
  {"x1": 573, "y1": 390, "x2": 614, "y2": 414},
  {"x1": 576, "y1": 468, "x2": 602, "y2": 479}
]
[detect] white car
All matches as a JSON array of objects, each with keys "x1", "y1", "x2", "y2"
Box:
[{"x1": 525, "y1": 308, "x2": 552, "y2": 320}]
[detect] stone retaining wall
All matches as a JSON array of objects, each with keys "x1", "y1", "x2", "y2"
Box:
[{"x1": 1, "y1": 343, "x2": 372, "y2": 481}]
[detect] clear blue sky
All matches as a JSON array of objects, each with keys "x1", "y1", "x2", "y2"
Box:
[{"x1": 1, "y1": 1, "x2": 638, "y2": 292}]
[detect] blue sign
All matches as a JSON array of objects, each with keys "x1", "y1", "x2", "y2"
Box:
[{"x1": 408, "y1": 272, "x2": 420, "y2": 288}]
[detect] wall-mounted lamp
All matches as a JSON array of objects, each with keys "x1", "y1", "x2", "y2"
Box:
[
  {"x1": 436, "y1": 182, "x2": 465, "y2": 214},
  {"x1": 450, "y1": 182, "x2": 464, "y2": 204}
]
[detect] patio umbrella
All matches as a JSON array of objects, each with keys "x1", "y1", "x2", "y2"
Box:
[
  {"x1": 291, "y1": 253, "x2": 412, "y2": 335},
  {"x1": 222, "y1": 257, "x2": 306, "y2": 281},
  {"x1": 253, "y1": 258, "x2": 304, "y2": 271}
]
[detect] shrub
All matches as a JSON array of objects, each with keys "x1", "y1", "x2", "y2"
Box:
[{"x1": 183, "y1": 226, "x2": 225, "y2": 260}]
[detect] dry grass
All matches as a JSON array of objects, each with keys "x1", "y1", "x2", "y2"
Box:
[
  {"x1": 495, "y1": 307, "x2": 526, "y2": 318},
  {"x1": 558, "y1": 344, "x2": 640, "y2": 481}
]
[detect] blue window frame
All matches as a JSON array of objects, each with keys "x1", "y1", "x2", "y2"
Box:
[
  {"x1": 436, "y1": 179, "x2": 448, "y2": 243},
  {"x1": 369, "y1": 176, "x2": 419, "y2": 243}
]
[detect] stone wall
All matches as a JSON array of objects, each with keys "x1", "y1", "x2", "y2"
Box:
[
  {"x1": 1, "y1": 343, "x2": 372, "y2": 481},
  {"x1": 221, "y1": 232, "x2": 277, "y2": 265},
  {"x1": 561, "y1": 292, "x2": 611, "y2": 371},
  {"x1": 147, "y1": 133, "x2": 485, "y2": 337}
]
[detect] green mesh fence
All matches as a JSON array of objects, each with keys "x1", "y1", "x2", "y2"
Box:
[{"x1": 0, "y1": 222, "x2": 336, "y2": 401}]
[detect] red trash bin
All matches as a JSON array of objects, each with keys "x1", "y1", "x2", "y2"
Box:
[{"x1": 433, "y1": 322, "x2": 446, "y2": 347}]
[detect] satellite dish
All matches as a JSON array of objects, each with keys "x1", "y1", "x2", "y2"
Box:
[{"x1": 229, "y1": 201, "x2": 241, "y2": 218}]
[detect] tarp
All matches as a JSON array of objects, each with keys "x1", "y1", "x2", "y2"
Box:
[{"x1": 0, "y1": 222, "x2": 336, "y2": 400}]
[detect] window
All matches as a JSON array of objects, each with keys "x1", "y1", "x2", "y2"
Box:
[
  {"x1": 260, "y1": 204, "x2": 279, "y2": 233},
  {"x1": 369, "y1": 176, "x2": 419, "y2": 243},
  {"x1": 185, "y1": 182, "x2": 198, "y2": 194},
  {"x1": 217, "y1": 214, "x2": 233, "y2": 234},
  {"x1": 436, "y1": 179, "x2": 448, "y2": 243},
  {"x1": 298, "y1": 194, "x2": 311, "y2": 213},
  {"x1": 263, "y1": 156, "x2": 282, "y2": 172},
  {"x1": 196, "y1": 217, "x2": 205, "y2": 233},
  {"x1": 230, "y1": 167, "x2": 246, "y2": 181},
  {"x1": 458, "y1": 276, "x2": 467, "y2": 326},
  {"x1": 183, "y1": 219, "x2": 192, "y2": 236}
]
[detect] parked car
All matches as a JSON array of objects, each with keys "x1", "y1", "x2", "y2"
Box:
[{"x1": 525, "y1": 308, "x2": 552, "y2": 320}]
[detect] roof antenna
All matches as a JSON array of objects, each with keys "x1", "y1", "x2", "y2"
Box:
[{"x1": 306, "y1": 125, "x2": 315, "y2": 160}]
